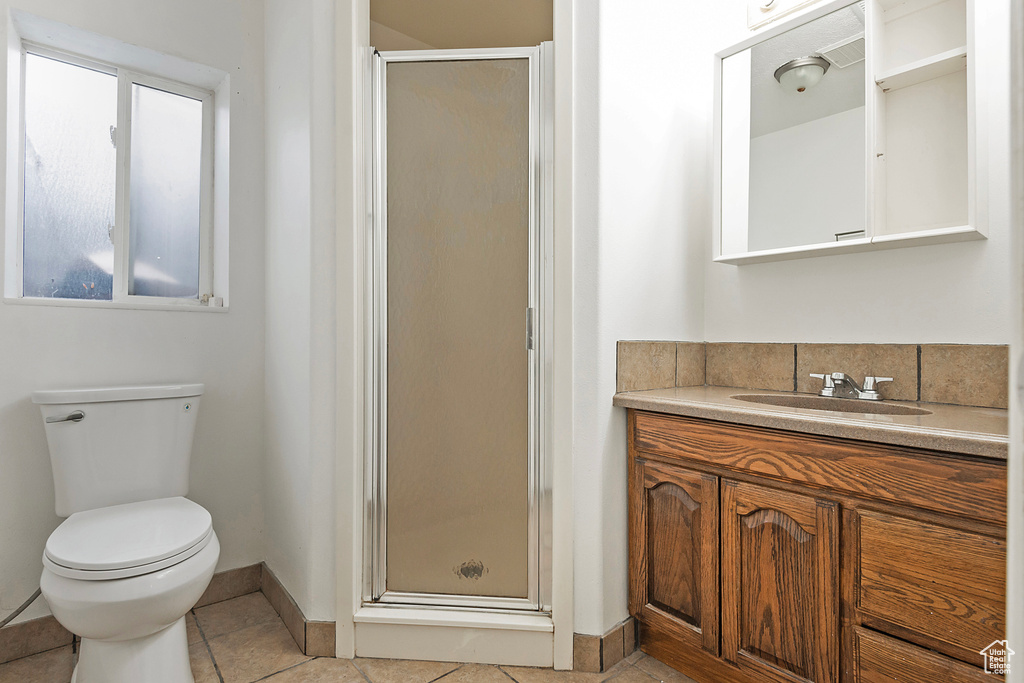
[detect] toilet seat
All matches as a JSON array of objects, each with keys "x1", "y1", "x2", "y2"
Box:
[{"x1": 43, "y1": 497, "x2": 213, "y2": 581}]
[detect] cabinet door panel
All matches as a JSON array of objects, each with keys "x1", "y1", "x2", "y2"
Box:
[
  {"x1": 647, "y1": 478, "x2": 702, "y2": 624},
  {"x1": 630, "y1": 458, "x2": 719, "y2": 654},
  {"x1": 723, "y1": 480, "x2": 838, "y2": 683}
]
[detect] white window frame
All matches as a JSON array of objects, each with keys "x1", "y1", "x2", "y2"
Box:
[{"x1": 15, "y1": 43, "x2": 216, "y2": 308}]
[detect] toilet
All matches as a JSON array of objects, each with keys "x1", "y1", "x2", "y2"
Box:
[{"x1": 33, "y1": 384, "x2": 219, "y2": 683}]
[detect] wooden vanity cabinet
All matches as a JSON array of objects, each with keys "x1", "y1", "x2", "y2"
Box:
[{"x1": 627, "y1": 409, "x2": 1007, "y2": 683}]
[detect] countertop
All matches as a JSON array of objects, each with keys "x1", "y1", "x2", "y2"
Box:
[{"x1": 613, "y1": 385, "x2": 1008, "y2": 460}]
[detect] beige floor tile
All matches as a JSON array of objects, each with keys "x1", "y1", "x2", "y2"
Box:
[
  {"x1": 195, "y1": 592, "x2": 279, "y2": 639},
  {"x1": 353, "y1": 657, "x2": 460, "y2": 682},
  {"x1": 208, "y1": 619, "x2": 310, "y2": 683},
  {"x1": 186, "y1": 612, "x2": 203, "y2": 645},
  {"x1": 0, "y1": 645, "x2": 74, "y2": 683},
  {"x1": 622, "y1": 651, "x2": 644, "y2": 666},
  {"x1": 500, "y1": 665, "x2": 607, "y2": 682},
  {"x1": 633, "y1": 656, "x2": 697, "y2": 683},
  {"x1": 189, "y1": 642, "x2": 220, "y2": 683},
  {"x1": 605, "y1": 668, "x2": 658, "y2": 682},
  {"x1": 436, "y1": 663, "x2": 513, "y2": 682},
  {"x1": 263, "y1": 656, "x2": 367, "y2": 682}
]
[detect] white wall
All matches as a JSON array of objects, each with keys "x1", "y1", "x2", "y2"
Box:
[
  {"x1": 748, "y1": 107, "x2": 865, "y2": 251},
  {"x1": 705, "y1": 3, "x2": 1012, "y2": 344},
  {"x1": 575, "y1": 0, "x2": 1012, "y2": 639},
  {"x1": 571, "y1": 0, "x2": 737, "y2": 636},
  {"x1": 0, "y1": 0, "x2": 265, "y2": 624},
  {"x1": 264, "y1": 0, "x2": 337, "y2": 622}
]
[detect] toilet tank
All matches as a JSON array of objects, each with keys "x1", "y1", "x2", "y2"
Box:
[{"x1": 32, "y1": 384, "x2": 204, "y2": 517}]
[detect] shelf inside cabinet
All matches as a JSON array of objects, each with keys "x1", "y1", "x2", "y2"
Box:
[{"x1": 875, "y1": 46, "x2": 967, "y2": 92}]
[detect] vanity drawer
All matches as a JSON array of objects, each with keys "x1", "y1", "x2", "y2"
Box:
[
  {"x1": 853, "y1": 627, "x2": 990, "y2": 683},
  {"x1": 856, "y1": 510, "x2": 1005, "y2": 668},
  {"x1": 631, "y1": 411, "x2": 1006, "y2": 524}
]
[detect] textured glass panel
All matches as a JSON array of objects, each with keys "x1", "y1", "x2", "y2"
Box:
[
  {"x1": 23, "y1": 54, "x2": 116, "y2": 299},
  {"x1": 386, "y1": 59, "x2": 530, "y2": 598},
  {"x1": 128, "y1": 84, "x2": 202, "y2": 298}
]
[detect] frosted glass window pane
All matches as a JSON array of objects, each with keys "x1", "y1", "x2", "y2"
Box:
[
  {"x1": 385, "y1": 59, "x2": 531, "y2": 599},
  {"x1": 128, "y1": 84, "x2": 202, "y2": 298},
  {"x1": 23, "y1": 54, "x2": 116, "y2": 299}
]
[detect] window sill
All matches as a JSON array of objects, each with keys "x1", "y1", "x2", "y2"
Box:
[{"x1": 3, "y1": 296, "x2": 228, "y2": 313}]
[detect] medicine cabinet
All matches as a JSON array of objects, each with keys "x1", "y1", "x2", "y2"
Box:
[{"x1": 713, "y1": 0, "x2": 984, "y2": 265}]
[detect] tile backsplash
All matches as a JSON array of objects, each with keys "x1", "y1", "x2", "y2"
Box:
[
  {"x1": 616, "y1": 341, "x2": 1009, "y2": 409},
  {"x1": 706, "y1": 342, "x2": 793, "y2": 392},
  {"x1": 795, "y1": 343, "x2": 917, "y2": 401}
]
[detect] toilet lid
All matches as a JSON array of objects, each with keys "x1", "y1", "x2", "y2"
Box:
[{"x1": 44, "y1": 497, "x2": 212, "y2": 575}]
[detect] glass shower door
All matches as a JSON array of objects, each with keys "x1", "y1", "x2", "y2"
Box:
[{"x1": 370, "y1": 47, "x2": 551, "y2": 610}]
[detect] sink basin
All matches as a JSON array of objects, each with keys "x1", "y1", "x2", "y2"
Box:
[{"x1": 731, "y1": 394, "x2": 932, "y2": 416}]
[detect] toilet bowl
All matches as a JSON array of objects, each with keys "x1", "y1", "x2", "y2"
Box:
[{"x1": 33, "y1": 384, "x2": 217, "y2": 683}]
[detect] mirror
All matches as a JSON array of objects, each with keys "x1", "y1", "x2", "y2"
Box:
[{"x1": 719, "y1": 3, "x2": 867, "y2": 257}]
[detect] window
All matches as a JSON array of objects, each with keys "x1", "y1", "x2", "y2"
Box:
[{"x1": 20, "y1": 47, "x2": 213, "y2": 304}]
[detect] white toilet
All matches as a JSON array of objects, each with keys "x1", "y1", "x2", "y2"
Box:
[{"x1": 33, "y1": 384, "x2": 219, "y2": 683}]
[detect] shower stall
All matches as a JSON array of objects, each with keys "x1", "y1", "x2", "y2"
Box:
[{"x1": 366, "y1": 45, "x2": 553, "y2": 612}]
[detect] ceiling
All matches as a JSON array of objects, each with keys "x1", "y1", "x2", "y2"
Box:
[
  {"x1": 746, "y1": 4, "x2": 866, "y2": 138},
  {"x1": 370, "y1": 0, "x2": 553, "y2": 50}
]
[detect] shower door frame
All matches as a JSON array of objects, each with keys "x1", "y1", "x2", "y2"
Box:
[{"x1": 365, "y1": 45, "x2": 554, "y2": 613}]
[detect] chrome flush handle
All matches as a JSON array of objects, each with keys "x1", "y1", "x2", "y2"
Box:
[{"x1": 45, "y1": 410, "x2": 85, "y2": 424}]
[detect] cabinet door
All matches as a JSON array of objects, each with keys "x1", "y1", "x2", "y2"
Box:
[
  {"x1": 629, "y1": 458, "x2": 719, "y2": 655},
  {"x1": 722, "y1": 480, "x2": 839, "y2": 683}
]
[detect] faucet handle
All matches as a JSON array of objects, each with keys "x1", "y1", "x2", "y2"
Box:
[
  {"x1": 810, "y1": 373, "x2": 836, "y2": 396},
  {"x1": 810, "y1": 373, "x2": 835, "y2": 386},
  {"x1": 863, "y1": 376, "x2": 893, "y2": 391}
]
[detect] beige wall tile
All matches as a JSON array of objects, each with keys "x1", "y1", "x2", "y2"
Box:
[
  {"x1": 706, "y1": 343, "x2": 795, "y2": 392},
  {"x1": 796, "y1": 344, "x2": 918, "y2": 401},
  {"x1": 261, "y1": 564, "x2": 285, "y2": 618},
  {"x1": 194, "y1": 563, "x2": 262, "y2": 609},
  {"x1": 622, "y1": 617, "x2": 637, "y2": 657},
  {"x1": 304, "y1": 621, "x2": 335, "y2": 657},
  {"x1": 617, "y1": 341, "x2": 676, "y2": 392},
  {"x1": 572, "y1": 633, "x2": 601, "y2": 673},
  {"x1": 921, "y1": 344, "x2": 1008, "y2": 408},
  {"x1": 0, "y1": 616, "x2": 73, "y2": 665},
  {"x1": 675, "y1": 343, "x2": 706, "y2": 387},
  {"x1": 601, "y1": 623, "x2": 624, "y2": 669},
  {"x1": 278, "y1": 592, "x2": 305, "y2": 653}
]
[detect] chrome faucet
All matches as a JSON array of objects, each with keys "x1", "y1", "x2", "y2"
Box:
[{"x1": 810, "y1": 372, "x2": 893, "y2": 401}]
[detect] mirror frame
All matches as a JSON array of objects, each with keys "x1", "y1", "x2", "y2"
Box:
[{"x1": 712, "y1": 0, "x2": 984, "y2": 265}]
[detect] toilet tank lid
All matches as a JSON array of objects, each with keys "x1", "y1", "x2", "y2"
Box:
[{"x1": 32, "y1": 383, "x2": 204, "y2": 405}]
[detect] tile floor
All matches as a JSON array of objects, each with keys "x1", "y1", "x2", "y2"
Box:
[{"x1": 0, "y1": 592, "x2": 696, "y2": 683}]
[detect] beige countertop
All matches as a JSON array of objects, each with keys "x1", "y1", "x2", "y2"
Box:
[{"x1": 613, "y1": 385, "x2": 1008, "y2": 460}]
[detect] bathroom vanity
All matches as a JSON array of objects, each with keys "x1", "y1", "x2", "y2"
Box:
[{"x1": 614, "y1": 387, "x2": 1007, "y2": 683}]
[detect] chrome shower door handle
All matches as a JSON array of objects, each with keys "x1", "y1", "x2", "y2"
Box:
[{"x1": 45, "y1": 410, "x2": 85, "y2": 424}]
